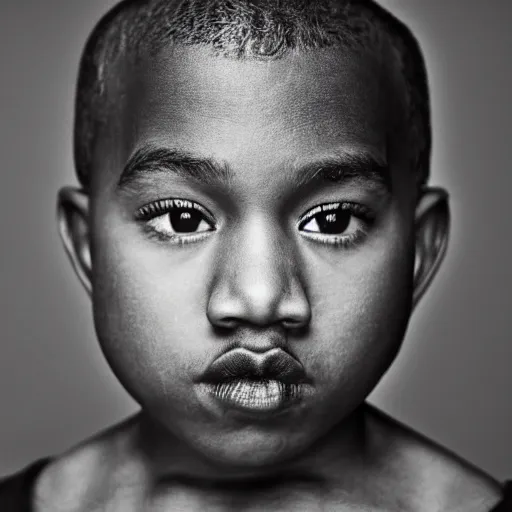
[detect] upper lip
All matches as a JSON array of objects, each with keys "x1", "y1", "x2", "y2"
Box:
[{"x1": 200, "y1": 348, "x2": 309, "y2": 385}]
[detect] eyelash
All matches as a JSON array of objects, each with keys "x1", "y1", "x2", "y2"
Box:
[
  {"x1": 297, "y1": 202, "x2": 375, "y2": 248},
  {"x1": 135, "y1": 198, "x2": 216, "y2": 245},
  {"x1": 135, "y1": 199, "x2": 375, "y2": 248}
]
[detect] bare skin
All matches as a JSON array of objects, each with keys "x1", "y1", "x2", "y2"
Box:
[
  {"x1": 45, "y1": 46, "x2": 503, "y2": 510},
  {"x1": 34, "y1": 405, "x2": 502, "y2": 511}
]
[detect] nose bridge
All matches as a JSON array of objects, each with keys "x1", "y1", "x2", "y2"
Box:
[
  {"x1": 207, "y1": 214, "x2": 310, "y2": 329},
  {"x1": 230, "y1": 216, "x2": 290, "y2": 308}
]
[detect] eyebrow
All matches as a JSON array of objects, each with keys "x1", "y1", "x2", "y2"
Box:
[
  {"x1": 291, "y1": 152, "x2": 390, "y2": 193},
  {"x1": 118, "y1": 144, "x2": 232, "y2": 189},
  {"x1": 117, "y1": 143, "x2": 390, "y2": 194}
]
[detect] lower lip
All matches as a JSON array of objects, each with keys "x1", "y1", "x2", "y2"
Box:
[{"x1": 201, "y1": 379, "x2": 305, "y2": 413}]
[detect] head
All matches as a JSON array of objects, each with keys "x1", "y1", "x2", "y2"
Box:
[{"x1": 58, "y1": 0, "x2": 449, "y2": 472}]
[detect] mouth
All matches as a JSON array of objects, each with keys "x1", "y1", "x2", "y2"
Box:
[{"x1": 198, "y1": 348, "x2": 313, "y2": 414}]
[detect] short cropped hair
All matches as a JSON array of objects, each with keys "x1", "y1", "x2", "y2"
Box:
[{"x1": 75, "y1": 0, "x2": 431, "y2": 190}]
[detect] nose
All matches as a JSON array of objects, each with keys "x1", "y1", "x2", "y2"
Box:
[{"x1": 207, "y1": 219, "x2": 311, "y2": 330}]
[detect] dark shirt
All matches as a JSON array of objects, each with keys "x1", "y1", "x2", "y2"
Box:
[
  {"x1": 495, "y1": 484, "x2": 512, "y2": 512},
  {"x1": 1, "y1": 458, "x2": 511, "y2": 511},
  {"x1": 0, "y1": 459, "x2": 51, "y2": 512}
]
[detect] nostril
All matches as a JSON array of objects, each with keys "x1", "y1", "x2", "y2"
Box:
[
  {"x1": 281, "y1": 317, "x2": 310, "y2": 331},
  {"x1": 215, "y1": 317, "x2": 240, "y2": 330},
  {"x1": 282, "y1": 318, "x2": 301, "y2": 329}
]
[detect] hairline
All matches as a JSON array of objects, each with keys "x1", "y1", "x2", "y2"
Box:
[{"x1": 74, "y1": 0, "x2": 431, "y2": 192}]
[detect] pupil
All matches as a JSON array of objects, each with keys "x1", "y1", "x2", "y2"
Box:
[
  {"x1": 317, "y1": 209, "x2": 350, "y2": 234},
  {"x1": 169, "y1": 209, "x2": 202, "y2": 233}
]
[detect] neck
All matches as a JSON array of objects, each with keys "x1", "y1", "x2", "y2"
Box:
[{"x1": 121, "y1": 404, "x2": 372, "y2": 491}]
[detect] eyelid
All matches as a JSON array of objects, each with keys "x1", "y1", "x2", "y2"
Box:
[
  {"x1": 299, "y1": 228, "x2": 367, "y2": 248},
  {"x1": 296, "y1": 201, "x2": 376, "y2": 249},
  {"x1": 135, "y1": 198, "x2": 216, "y2": 226},
  {"x1": 297, "y1": 201, "x2": 373, "y2": 229}
]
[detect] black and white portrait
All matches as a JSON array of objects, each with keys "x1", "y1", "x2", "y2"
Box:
[{"x1": 1, "y1": 1, "x2": 511, "y2": 510}]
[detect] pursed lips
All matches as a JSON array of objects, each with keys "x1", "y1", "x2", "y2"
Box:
[{"x1": 197, "y1": 347, "x2": 313, "y2": 413}]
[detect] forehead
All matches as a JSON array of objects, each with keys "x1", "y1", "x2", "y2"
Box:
[{"x1": 112, "y1": 44, "x2": 401, "y2": 184}]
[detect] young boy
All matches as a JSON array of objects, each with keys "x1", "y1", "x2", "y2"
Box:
[{"x1": 1, "y1": 0, "x2": 510, "y2": 510}]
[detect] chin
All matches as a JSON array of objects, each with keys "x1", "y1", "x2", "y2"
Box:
[{"x1": 190, "y1": 427, "x2": 311, "y2": 470}]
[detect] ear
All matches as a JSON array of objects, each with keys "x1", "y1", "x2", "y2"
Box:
[
  {"x1": 57, "y1": 187, "x2": 92, "y2": 297},
  {"x1": 412, "y1": 187, "x2": 450, "y2": 308}
]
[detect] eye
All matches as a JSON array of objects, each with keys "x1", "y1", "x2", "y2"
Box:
[
  {"x1": 135, "y1": 198, "x2": 215, "y2": 244},
  {"x1": 298, "y1": 202, "x2": 374, "y2": 247}
]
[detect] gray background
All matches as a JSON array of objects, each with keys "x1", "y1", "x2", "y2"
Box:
[{"x1": 1, "y1": 0, "x2": 510, "y2": 479}]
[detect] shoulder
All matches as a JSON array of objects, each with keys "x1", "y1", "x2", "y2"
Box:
[
  {"x1": 33, "y1": 416, "x2": 142, "y2": 512},
  {"x1": 33, "y1": 446, "x2": 107, "y2": 512},
  {"x1": 365, "y1": 405, "x2": 504, "y2": 512}
]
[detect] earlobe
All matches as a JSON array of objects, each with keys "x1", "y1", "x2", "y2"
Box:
[
  {"x1": 412, "y1": 187, "x2": 450, "y2": 308},
  {"x1": 57, "y1": 187, "x2": 92, "y2": 297}
]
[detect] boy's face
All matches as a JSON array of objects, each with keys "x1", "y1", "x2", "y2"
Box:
[{"x1": 61, "y1": 45, "x2": 446, "y2": 468}]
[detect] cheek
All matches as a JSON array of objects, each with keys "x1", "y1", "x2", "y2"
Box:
[
  {"x1": 306, "y1": 227, "x2": 415, "y2": 395},
  {"x1": 90, "y1": 223, "x2": 216, "y2": 405}
]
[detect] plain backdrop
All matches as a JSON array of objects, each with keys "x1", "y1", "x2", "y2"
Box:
[{"x1": 1, "y1": 0, "x2": 511, "y2": 479}]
